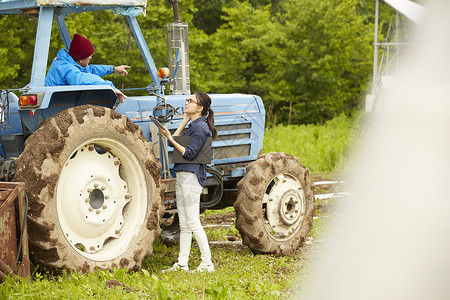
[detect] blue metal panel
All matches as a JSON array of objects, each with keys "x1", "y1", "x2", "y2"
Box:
[
  {"x1": 129, "y1": 93, "x2": 265, "y2": 167},
  {"x1": 0, "y1": 93, "x2": 23, "y2": 158},
  {"x1": 18, "y1": 85, "x2": 115, "y2": 110},
  {"x1": 18, "y1": 85, "x2": 117, "y2": 132},
  {"x1": 231, "y1": 167, "x2": 246, "y2": 178},
  {"x1": 30, "y1": 6, "x2": 53, "y2": 88}
]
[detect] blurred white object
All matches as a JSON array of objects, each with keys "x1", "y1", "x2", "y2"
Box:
[
  {"x1": 305, "y1": 1, "x2": 450, "y2": 299},
  {"x1": 383, "y1": 0, "x2": 425, "y2": 24}
]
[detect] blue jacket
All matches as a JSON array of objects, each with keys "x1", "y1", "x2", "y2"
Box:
[{"x1": 45, "y1": 49, "x2": 115, "y2": 88}]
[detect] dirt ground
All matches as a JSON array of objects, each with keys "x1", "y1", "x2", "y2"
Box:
[{"x1": 201, "y1": 211, "x2": 236, "y2": 225}]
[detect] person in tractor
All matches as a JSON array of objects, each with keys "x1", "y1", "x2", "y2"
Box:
[
  {"x1": 159, "y1": 91, "x2": 218, "y2": 272},
  {"x1": 45, "y1": 33, "x2": 130, "y2": 103}
]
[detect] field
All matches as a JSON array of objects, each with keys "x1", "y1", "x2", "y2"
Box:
[
  {"x1": 0, "y1": 115, "x2": 359, "y2": 299},
  {"x1": 263, "y1": 113, "x2": 361, "y2": 173}
]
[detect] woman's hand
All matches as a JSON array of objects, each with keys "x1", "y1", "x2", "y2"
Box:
[
  {"x1": 160, "y1": 125, "x2": 185, "y2": 155},
  {"x1": 182, "y1": 114, "x2": 191, "y2": 123},
  {"x1": 159, "y1": 126, "x2": 172, "y2": 139}
]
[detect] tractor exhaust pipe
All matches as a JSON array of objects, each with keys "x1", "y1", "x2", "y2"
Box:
[{"x1": 169, "y1": 0, "x2": 180, "y2": 23}]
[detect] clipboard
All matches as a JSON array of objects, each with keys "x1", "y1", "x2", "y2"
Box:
[
  {"x1": 150, "y1": 117, "x2": 164, "y2": 129},
  {"x1": 172, "y1": 136, "x2": 212, "y2": 164}
]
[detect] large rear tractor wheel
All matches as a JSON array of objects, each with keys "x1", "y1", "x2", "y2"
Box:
[
  {"x1": 13, "y1": 105, "x2": 164, "y2": 273},
  {"x1": 234, "y1": 152, "x2": 315, "y2": 254}
]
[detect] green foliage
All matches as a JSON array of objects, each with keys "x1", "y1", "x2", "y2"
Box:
[
  {"x1": 266, "y1": 0, "x2": 373, "y2": 124},
  {"x1": 1, "y1": 0, "x2": 379, "y2": 124},
  {"x1": 191, "y1": 1, "x2": 281, "y2": 96},
  {"x1": 263, "y1": 113, "x2": 361, "y2": 173},
  {"x1": 0, "y1": 15, "x2": 36, "y2": 89},
  {"x1": 191, "y1": 0, "x2": 228, "y2": 35}
]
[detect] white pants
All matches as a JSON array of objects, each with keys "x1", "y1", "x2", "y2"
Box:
[{"x1": 175, "y1": 171, "x2": 212, "y2": 266}]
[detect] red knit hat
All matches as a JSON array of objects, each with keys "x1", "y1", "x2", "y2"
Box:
[{"x1": 68, "y1": 34, "x2": 95, "y2": 61}]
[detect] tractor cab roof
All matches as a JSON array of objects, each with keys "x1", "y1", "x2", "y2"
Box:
[{"x1": 0, "y1": 0, "x2": 147, "y2": 15}]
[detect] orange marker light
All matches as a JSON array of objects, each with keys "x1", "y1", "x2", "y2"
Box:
[
  {"x1": 19, "y1": 95, "x2": 29, "y2": 106},
  {"x1": 158, "y1": 67, "x2": 170, "y2": 79}
]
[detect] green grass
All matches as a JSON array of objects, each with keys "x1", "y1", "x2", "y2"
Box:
[
  {"x1": 263, "y1": 113, "x2": 361, "y2": 173},
  {"x1": 1, "y1": 237, "x2": 305, "y2": 299},
  {"x1": 0, "y1": 202, "x2": 339, "y2": 299}
]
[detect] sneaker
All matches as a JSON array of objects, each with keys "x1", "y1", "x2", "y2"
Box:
[
  {"x1": 196, "y1": 262, "x2": 215, "y2": 272},
  {"x1": 162, "y1": 262, "x2": 189, "y2": 272}
]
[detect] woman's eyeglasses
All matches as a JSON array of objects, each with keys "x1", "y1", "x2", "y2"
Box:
[{"x1": 185, "y1": 98, "x2": 198, "y2": 104}]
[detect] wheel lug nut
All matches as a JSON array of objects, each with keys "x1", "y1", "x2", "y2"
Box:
[
  {"x1": 290, "y1": 197, "x2": 293, "y2": 200},
  {"x1": 96, "y1": 210, "x2": 101, "y2": 214},
  {"x1": 102, "y1": 205, "x2": 107, "y2": 209},
  {"x1": 90, "y1": 246, "x2": 95, "y2": 251},
  {"x1": 101, "y1": 186, "x2": 106, "y2": 191},
  {"x1": 105, "y1": 195, "x2": 109, "y2": 199},
  {"x1": 85, "y1": 198, "x2": 89, "y2": 203},
  {"x1": 125, "y1": 194, "x2": 132, "y2": 200},
  {"x1": 295, "y1": 210, "x2": 299, "y2": 213},
  {"x1": 87, "y1": 188, "x2": 92, "y2": 193},
  {"x1": 88, "y1": 207, "x2": 93, "y2": 212},
  {"x1": 269, "y1": 198, "x2": 273, "y2": 202},
  {"x1": 94, "y1": 183, "x2": 99, "y2": 188},
  {"x1": 115, "y1": 230, "x2": 120, "y2": 235},
  {"x1": 114, "y1": 160, "x2": 120, "y2": 166},
  {"x1": 88, "y1": 146, "x2": 94, "y2": 151}
]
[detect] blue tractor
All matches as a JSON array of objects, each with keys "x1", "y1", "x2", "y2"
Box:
[{"x1": 0, "y1": 0, "x2": 315, "y2": 273}]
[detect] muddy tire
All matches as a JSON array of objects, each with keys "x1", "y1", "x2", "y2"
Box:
[
  {"x1": 13, "y1": 105, "x2": 164, "y2": 273},
  {"x1": 234, "y1": 152, "x2": 315, "y2": 254}
]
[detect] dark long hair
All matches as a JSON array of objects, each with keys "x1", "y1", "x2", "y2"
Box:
[{"x1": 195, "y1": 91, "x2": 218, "y2": 140}]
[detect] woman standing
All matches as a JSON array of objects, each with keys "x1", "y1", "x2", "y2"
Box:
[{"x1": 160, "y1": 92, "x2": 218, "y2": 272}]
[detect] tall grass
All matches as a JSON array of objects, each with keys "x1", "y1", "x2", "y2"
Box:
[{"x1": 262, "y1": 113, "x2": 361, "y2": 173}]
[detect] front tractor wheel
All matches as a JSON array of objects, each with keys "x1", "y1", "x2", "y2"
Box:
[
  {"x1": 234, "y1": 152, "x2": 315, "y2": 254},
  {"x1": 14, "y1": 105, "x2": 164, "y2": 273}
]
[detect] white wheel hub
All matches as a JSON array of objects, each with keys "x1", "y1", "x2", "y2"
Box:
[
  {"x1": 263, "y1": 174, "x2": 305, "y2": 241},
  {"x1": 56, "y1": 139, "x2": 147, "y2": 261}
]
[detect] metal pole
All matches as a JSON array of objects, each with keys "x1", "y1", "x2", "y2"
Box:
[
  {"x1": 169, "y1": 0, "x2": 180, "y2": 23},
  {"x1": 395, "y1": 10, "x2": 400, "y2": 71},
  {"x1": 30, "y1": 6, "x2": 54, "y2": 88},
  {"x1": 126, "y1": 16, "x2": 162, "y2": 94},
  {"x1": 372, "y1": 0, "x2": 379, "y2": 93},
  {"x1": 55, "y1": 14, "x2": 71, "y2": 50}
]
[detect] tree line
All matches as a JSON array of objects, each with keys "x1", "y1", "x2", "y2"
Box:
[{"x1": 0, "y1": 0, "x2": 393, "y2": 125}]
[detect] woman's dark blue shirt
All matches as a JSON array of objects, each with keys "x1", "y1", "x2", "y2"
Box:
[{"x1": 172, "y1": 116, "x2": 211, "y2": 186}]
